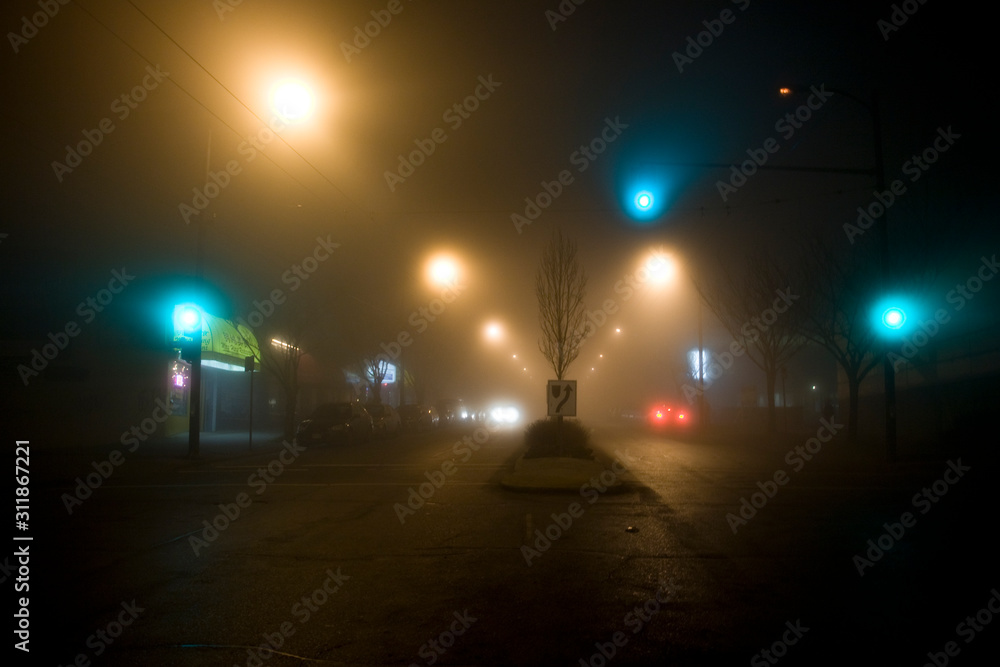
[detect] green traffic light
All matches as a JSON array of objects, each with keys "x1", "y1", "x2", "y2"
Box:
[
  {"x1": 882, "y1": 306, "x2": 905, "y2": 330},
  {"x1": 635, "y1": 191, "x2": 653, "y2": 211},
  {"x1": 174, "y1": 303, "x2": 203, "y2": 335}
]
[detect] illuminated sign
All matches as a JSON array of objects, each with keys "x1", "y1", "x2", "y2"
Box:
[
  {"x1": 171, "y1": 305, "x2": 260, "y2": 368},
  {"x1": 368, "y1": 362, "x2": 396, "y2": 384}
]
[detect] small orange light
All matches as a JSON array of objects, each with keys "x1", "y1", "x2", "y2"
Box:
[
  {"x1": 678, "y1": 413, "x2": 685, "y2": 420},
  {"x1": 779, "y1": 87, "x2": 792, "y2": 96}
]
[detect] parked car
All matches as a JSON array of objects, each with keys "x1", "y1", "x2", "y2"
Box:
[
  {"x1": 366, "y1": 403, "x2": 401, "y2": 438},
  {"x1": 296, "y1": 402, "x2": 373, "y2": 444},
  {"x1": 398, "y1": 404, "x2": 440, "y2": 432}
]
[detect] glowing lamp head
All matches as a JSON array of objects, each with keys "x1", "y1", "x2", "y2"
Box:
[
  {"x1": 882, "y1": 306, "x2": 906, "y2": 330},
  {"x1": 427, "y1": 255, "x2": 460, "y2": 286},
  {"x1": 270, "y1": 80, "x2": 313, "y2": 124},
  {"x1": 484, "y1": 322, "x2": 503, "y2": 341},
  {"x1": 779, "y1": 86, "x2": 793, "y2": 96},
  {"x1": 635, "y1": 191, "x2": 654, "y2": 211},
  {"x1": 645, "y1": 252, "x2": 676, "y2": 285}
]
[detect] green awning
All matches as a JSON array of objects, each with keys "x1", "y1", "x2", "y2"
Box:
[{"x1": 172, "y1": 304, "x2": 259, "y2": 368}]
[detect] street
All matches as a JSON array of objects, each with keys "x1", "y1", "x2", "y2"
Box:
[
  {"x1": 28, "y1": 422, "x2": 998, "y2": 666},
  {"x1": 5, "y1": 2, "x2": 995, "y2": 665}
]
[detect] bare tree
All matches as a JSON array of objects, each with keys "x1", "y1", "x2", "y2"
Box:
[
  {"x1": 536, "y1": 229, "x2": 588, "y2": 381},
  {"x1": 357, "y1": 355, "x2": 390, "y2": 405},
  {"x1": 795, "y1": 237, "x2": 884, "y2": 443},
  {"x1": 694, "y1": 250, "x2": 806, "y2": 433},
  {"x1": 788, "y1": 180, "x2": 948, "y2": 444}
]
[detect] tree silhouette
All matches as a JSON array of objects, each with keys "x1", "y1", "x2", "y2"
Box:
[
  {"x1": 795, "y1": 237, "x2": 884, "y2": 443},
  {"x1": 694, "y1": 250, "x2": 806, "y2": 433},
  {"x1": 536, "y1": 228, "x2": 588, "y2": 382}
]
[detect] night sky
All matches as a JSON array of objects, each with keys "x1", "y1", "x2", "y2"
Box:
[{"x1": 2, "y1": 0, "x2": 995, "y2": 412}]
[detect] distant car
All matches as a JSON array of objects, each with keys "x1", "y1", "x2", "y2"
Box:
[
  {"x1": 486, "y1": 405, "x2": 520, "y2": 426},
  {"x1": 366, "y1": 403, "x2": 401, "y2": 438},
  {"x1": 648, "y1": 404, "x2": 691, "y2": 430},
  {"x1": 296, "y1": 402, "x2": 373, "y2": 444},
  {"x1": 398, "y1": 404, "x2": 440, "y2": 432}
]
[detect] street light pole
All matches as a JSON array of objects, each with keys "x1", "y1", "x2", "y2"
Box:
[
  {"x1": 188, "y1": 347, "x2": 201, "y2": 457},
  {"x1": 175, "y1": 306, "x2": 203, "y2": 458},
  {"x1": 867, "y1": 90, "x2": 897, "y2": 463},
  {"x1": 697, "y1": 297, "x2": 706, "y2": 431},
  {"x1": 188, "y1": 130, "x2": 213, "y2": 458},
  {"x1": 196, "y1": 129, "x2": 214, "y2": 280}
]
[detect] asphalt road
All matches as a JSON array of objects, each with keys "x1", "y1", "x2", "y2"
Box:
[{"x1": 21, "y1": 421, "x2": 999, "y2": 666}]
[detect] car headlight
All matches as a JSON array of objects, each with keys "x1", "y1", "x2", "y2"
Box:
[{"x1": 490, "y1": 407, "x2": 519, "y2": 423}]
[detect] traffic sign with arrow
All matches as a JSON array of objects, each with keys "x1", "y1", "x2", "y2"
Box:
[{"x1": 547, "y1": 380, "x2": 577, "y2": 417}]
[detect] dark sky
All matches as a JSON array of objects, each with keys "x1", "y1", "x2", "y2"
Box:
[{"x1": 2, "y1": 0, "x2": 994, "y2": 409}]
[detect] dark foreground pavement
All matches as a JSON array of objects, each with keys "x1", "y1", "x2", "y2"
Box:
[{"x1": 16, "y1": 421, "x2": 1000, "y2": 665}]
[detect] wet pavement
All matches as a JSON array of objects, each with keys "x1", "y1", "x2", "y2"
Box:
[{"x1": 22, "y1": 421, "x2": 1000, "y2": 665}]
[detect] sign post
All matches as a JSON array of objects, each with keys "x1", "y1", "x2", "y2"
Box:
[
  {"x1": 547, "y1": 380, "x2": 577, "y2": 456},
  {"x1": 245, "y1": 355, "x2": 255, "y2": 450}
]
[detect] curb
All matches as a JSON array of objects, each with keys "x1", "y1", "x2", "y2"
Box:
[{"x1": 500, "y1": 451, "x2": 635, "y2": 492}]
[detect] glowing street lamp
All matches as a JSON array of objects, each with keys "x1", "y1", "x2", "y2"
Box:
[
  {"x1": 427, "y1": 254, "x2": 461, "y2": 287},
  {"x1": 484, "y1": 321, "x2": 504, "y2": 342},
  {"x1": 270, "y1": 79, "x2": 314, "y2": 124},
  {"x1": 645, "y1": 251, "x2": 677, "y2": 286}
]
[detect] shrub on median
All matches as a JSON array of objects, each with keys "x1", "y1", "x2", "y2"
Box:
[{"x1": 523, "y1": 418, "x2": 593, "y2": 459}]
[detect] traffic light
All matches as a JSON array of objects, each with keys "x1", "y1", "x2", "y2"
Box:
[
  {"x1": 881, "y1": 306, "x2": 906, "y2": 330},
  {"x1": 635, "y1": 191, "x2": 654, "y2": 211},
  {"x1": 174, "y1": 303, "x2": 202, "y2": 336},
  {"x1": 872, "y1": 295, "x2": 918, "y2": 339},
  {"x1": 173, "y1": 303, "x2": 203, "y2": 362},
  {"x1": 171, "y1": 302, "x2": 205, "y2": 457}
]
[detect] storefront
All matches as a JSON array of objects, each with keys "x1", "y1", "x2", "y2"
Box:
[{"x1": 166, "y1": 306, "x2": 260, "y2": 435}]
